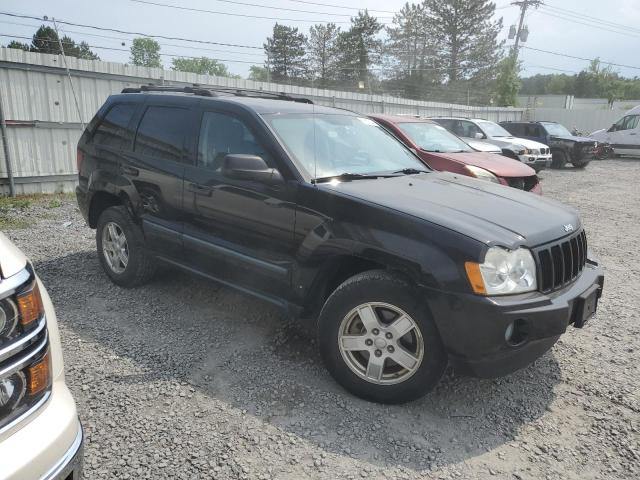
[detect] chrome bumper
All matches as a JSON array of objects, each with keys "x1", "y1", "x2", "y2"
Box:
[{"x1": 41, "y1": 420, "x2": 83, "y2": 480}]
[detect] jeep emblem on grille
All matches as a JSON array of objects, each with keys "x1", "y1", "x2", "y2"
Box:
[{"x1": 563, "y1": 224, "x2": 574, "y2": 232}]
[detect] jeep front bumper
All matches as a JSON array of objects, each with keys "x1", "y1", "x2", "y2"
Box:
[{"x1": 428, "y1": 261, "x2": 604, "y2": 377}]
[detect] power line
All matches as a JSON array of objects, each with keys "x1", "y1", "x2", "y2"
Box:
[
  {"x1": 521, "y1": 46, "x2": 640, "y2": 71},
  {"x1": 0, "y1": 11, "x2": 263, "y2": 49},
  {"x1": 535, "y1": 9, "x2": 640, "y2": 38},
  {"x1": 280, "y1": 0, "x2": 396, "y2": 15},
  {"x1": 130, "y1": 0, "x2": 393, "y2": 19},
  {"x1": 541, "y1": 4, "x2": 640, "y2": 34},
  {"x1": 129, "y1": 0, "x2": 389, "y2": 25},
  {"x1": 0, "y1": 19, "x2": 266, "y2": 58}
]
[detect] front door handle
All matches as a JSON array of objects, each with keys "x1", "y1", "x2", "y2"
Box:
[
  {"x1": 187, "y1": 183, "x2": 213, "y2": 196},
  {"x1": 121, "y1": 166, "x2": 139, "y2": 176}
]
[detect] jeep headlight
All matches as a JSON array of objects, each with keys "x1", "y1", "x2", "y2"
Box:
[
  {"x1": 465, "y1": 247, "x2": 537, "y2": 295},
  {"x1": 464, "y1": 165, "x2": 500, "y2": 183}
]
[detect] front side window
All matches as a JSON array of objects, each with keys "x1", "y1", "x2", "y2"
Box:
[
  {"x1": 541, "y1": 122, "x2": 573, "y2": 137},
  {"x1": 264, "y1": 114, "x2": 425, "y2": 180},
  {"x1": 92, "y1": 103, "x2": 135, "y2": 148},
  {"x1": 456, "y1": 121, "x2": 484, "y2": 138},
  {"x1": 477, "y1": 121, "x2": 512, "y2": 138},
  {"x1": 622, "y1": 115, "x2": 640, "y2": 131},
  {"x1": 197, "y1": 112, "x2": 272, "y2": 171},
  {"x1": 397, "y1": 122, "x2": 472, "y2": 153},
  {"x1": 134, "y1": 106, "x2": 189, "y2": 162}
]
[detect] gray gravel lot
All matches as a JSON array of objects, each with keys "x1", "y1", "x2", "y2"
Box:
[{"x1": 3, "y1": 159, "x2": 639, "y2": 480}]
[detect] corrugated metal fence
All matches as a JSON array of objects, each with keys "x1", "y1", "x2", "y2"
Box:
[{"x1": 0, "y1": 48, "x2": 525, "y2": 194}]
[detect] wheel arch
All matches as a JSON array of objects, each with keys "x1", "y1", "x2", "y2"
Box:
[{"x1": 88, "y1": 190, "x2": 133, "y2": 228}]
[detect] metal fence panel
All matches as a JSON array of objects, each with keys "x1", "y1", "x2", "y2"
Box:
[
  {"x1": 529, "y1": 108, "x2": 621, "y2": 135},
  {"x1": 0, "y1": 48, "x2": 524, "y2": 193}
]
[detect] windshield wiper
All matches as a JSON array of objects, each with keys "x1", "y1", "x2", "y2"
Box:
[
  {"x1": 392, "y1": 168, "x2": 428, "y2": 175},
  {"x1": 312, "y1": 172, "x2": 395, "y2": 183}
]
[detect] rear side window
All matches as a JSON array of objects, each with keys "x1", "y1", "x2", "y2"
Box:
[
  {"x1": 134, "y1": 106, "x2": 189, "y2": 162},
  {"x1": 92, "y1": 103, "x2": 135, "y2": 148}
]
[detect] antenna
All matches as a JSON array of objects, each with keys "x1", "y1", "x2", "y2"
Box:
[{"x1": 52, "y1": 17, "x2": 85, "y2": 131}]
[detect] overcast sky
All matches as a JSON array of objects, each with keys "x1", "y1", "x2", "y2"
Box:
[{"x1": 1, "y1": 0, "x2": 639, "y2": 80}]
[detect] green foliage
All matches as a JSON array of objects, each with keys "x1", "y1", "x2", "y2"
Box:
[
  {"x1": 425, "y1": 0, "x2": 503, "y2": 83},
  {"x1": 384, "y1": 3, "x2": 437, "y2": 99},
  {"x1": 307, "y1": 23, "x2": 341, "y2": 88},
  {"x1": 335, "y1": 11, "x2": 383, "y2": 88},
  {"x1": 264, "y1": 24, "x2": 308, "y2": 82},
  {"x1": 171, "y1": 57, "x2": 231, "y2": 76},
  {"x1": 521, "y1": 58, "x2": 639, "y2": 103},
  {"x1": 6, "y1": 41, "x2": 30, "y2": 51},
  {"x1": 26, "y1": 25, "x2": 99, "y2": 59},
  {"x1": 130, "y1": 38, "x2": 162, "y2": 68},
  {"x1": 248, "y1": 65, "x2": 270, "y2": 82},
  {"x1": 495, "y1": 56, "x2": 521, "y2": 106}
]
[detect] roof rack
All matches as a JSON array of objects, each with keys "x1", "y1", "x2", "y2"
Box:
[{"x1": 121, "y1": 84, "x2": 313, "y2": 104}]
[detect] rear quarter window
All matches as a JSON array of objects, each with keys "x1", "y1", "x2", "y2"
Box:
[
  {"x1": 91, "y1": 103, "x2": 136, "y2": 148},
  {"x1": 134, "y1": 106, "x2": 190, "y2": 162}
]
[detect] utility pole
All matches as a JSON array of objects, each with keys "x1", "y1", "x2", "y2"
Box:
[{"x1": 510, "y1": 1, "x2": 543, "y2": 62}]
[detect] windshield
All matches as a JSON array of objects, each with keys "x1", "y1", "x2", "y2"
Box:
[
  {"x1": 397, "y1": 122, "x2": 472, "y2": 153},
  {"x1": 477, "y1": 121, "x2": 512, "y2": 138},
  {"x1": 264, "y1": 114, "x2": 426, "y2": 179},
  {"x1": 542, "y1": 122, "x2": 573, "y2": 137}
]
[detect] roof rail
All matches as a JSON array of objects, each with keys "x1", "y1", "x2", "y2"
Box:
[{"x1": 121, "y1": 84, "x2": 313, "y2": 104}]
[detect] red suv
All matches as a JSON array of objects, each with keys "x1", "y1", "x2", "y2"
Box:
[{"x1": 370, "y1": 115, "x2": 541, "y2": 194}]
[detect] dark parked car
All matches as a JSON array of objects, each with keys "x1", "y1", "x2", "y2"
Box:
[
  {"x1": 369, "y1": 114, "x2": 542, "y2": 194},
  {"x1": 500, "y1": 121, "x2": 596, "y2": 168},
  {"x1": 76, "y1": 86, "x2": 604, "y2": 404}
]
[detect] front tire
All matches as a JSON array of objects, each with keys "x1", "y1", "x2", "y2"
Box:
[
  {"x1": 571, "y1": 158, "x2": 590, "y2": 168},
  {"x1": 317, "y1": 270, "x2": 447, "y2": 404},
  {"x1": 551, "y1": 150, "x2": 567, "y2": 169},
  {"x1": 96, "y1": 206, "x2": 156, "y2": 287}
]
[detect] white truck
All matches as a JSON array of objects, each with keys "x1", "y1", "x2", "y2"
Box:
[
  {"x1": 0, "y1": 232, "x2": 83, "y2": 480},
  {"x1": 590, "y1": 105, "x2": 640, "y2": 157}
]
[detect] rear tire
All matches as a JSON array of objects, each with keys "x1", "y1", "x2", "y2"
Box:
[
  {"x1": 96, "y1": 206, "x2": 156, "y2": 287},
  {"x1": 317, "y1": 270, "x2": 447, "y2": 404},
  {"x1": 551, "y1": 150, "x2": 567, "y2": 169},
  {"x1": 571, "y1": 158, "x2": 590, "y2": 168}
]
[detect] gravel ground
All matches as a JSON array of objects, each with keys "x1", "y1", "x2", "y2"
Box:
[{"x1": 2, "y1": 159, "x2": 639, "y2": 480}]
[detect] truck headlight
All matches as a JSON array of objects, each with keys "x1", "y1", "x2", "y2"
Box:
[
  {"x1": 465, "y1": 247, "x2": 537, "y2": 295},
  {"x1": 465, "y1": 165, "x2": 500, "y2": 183}
]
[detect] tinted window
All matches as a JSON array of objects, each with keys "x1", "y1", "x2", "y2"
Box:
[
  {"x1": 92, "y1": 103, "x2": 135, "y2": 148},
  {"x1": 197, "y1": 112, "x2": 272, "y2": 171},
  {"x1": 134, "y1": 106, "x2": 189, "y2": 162},
  {"x1": 454, "y1": 120, "x2": 483, "y2": 138},
  {"x1": 622, "y1": 115, "x2": 640, "y2": 130}
]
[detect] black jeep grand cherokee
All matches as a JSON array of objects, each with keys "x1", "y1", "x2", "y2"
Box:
[{"x1": 76, "y1": 86, "x2": 604, "y2": 404}]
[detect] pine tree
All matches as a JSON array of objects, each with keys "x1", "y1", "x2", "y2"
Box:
[
  {"x1": 335, "y1": 11, "x2": 383, "y2": 89},
  {"x1": 424, "y1": 0, "x2": 503, "y2": 84},
  {"x1": 30, "y1": 26, "x2": 61, "y2": 55},
  {"x1": 264, "y1": 23, "x2": 308, "y2": 83},
  {"x1": 384, "y1": 3, "x2": 438, "y2": 98},
  {"x1": 306, "y1": 23, "x2": 340, "y2": 88},
  {"x1": 6, "y1": 41, "x2": 30, "y2": 51}
]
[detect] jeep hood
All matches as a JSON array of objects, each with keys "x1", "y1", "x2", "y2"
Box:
[
  {"x1": 550, "y1": 135, "x2": 596, "y2": 144},
  {"x1": 322, "y1": 172, "x2": 580, "y2": 247},
  {"x1": 0, "y1": 232, "x2": 27, "y2": 279}
]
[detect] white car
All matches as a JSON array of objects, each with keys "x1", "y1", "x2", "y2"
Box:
[
  {"x1": 0, "y1": 232, "x2": 83, "y2": 480},
  {"x1": 432, "y1": 117, "x2": 553, "y2": 172},
  {"x1": 590, "y1": 105, "x2": 640, "y2": 157}
]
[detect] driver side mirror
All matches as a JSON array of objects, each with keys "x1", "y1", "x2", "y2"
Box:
[
  {"x1": 223, "y1": 154, "x2": 284, "y2": 185},
  {"x1": 474, "y1": 132, "x2": 485, "y2": 139},
  {"x1": 608, "y1": 124, "x2": 617, "y2": 132}
]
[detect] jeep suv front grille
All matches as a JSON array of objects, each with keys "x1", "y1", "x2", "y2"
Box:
[{"x1": 534, "y1": 230, "x2": 588, "y2": 293}]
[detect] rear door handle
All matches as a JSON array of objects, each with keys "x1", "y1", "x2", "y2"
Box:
[
  {"x1": 187, "y1": 183, "x2": 213, "y2": 196},
  {"x1": 121, "y1": 166, "x2": 139, "y2": 176}
]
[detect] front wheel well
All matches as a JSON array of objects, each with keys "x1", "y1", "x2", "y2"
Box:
[
  {"x1": 88, "y1": 191, "x2": 124, "y2": 228},
  {"x1": 302, "y1": 256, "x2": 413, "y2": 320},
  {"x1": 501, "y1": 149, "x2": 519, "y2": 160}
]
